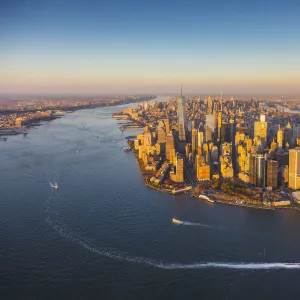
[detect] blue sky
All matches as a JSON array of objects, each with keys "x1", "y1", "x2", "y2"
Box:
[{"x1": 1, "y1": 0, "x2": 300, "y2": 94}]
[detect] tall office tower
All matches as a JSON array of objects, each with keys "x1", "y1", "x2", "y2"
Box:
[
  {"x1": 196, "y1": 155, "x2": 210, "y2": 181},
  {"x1": 191, "y1": 120, "x2": 195, "y2": 130},
  {"x1": 143, "y1": 132, "x2": 153, "y2": 146},
  {"x1": 191, "y1": 128, "x2": 198, "y2": 162},
  {"x1": 157, "y1": 128, "x2": 166, "y2": 144},
  {"x1": 177, "y1": 89, "x2": 187, "y2": 142},
  {"x1": 164, "y1": 119, "x2": 170, "y2": 133},
  {"x1": 249, "y1": 154, "x2": 256, "y2": 185},
  {"x1": 254, "y1": 115, "x2": 267, "y2": 143},
  {"x1": 231, "y1": 109, "x2": 237, "y2": 177},
  {"x1": 288, "y1": 148, "x2": 300, "y2": 189},
  {"x1": 185, "y1": 143, "x2": 192, "y2": 160},
  {"x1": 255, "y1": 154, "x2": 266, "y2": 188},
  {"x1": 197, "y1": 131, "x2": 204, "y2": 149},
  {"x1": 170, "y1": 155, "x2": 184, "y2": 182},
  {"x1": 277, "y1": 128, "x2": 284, "y2": 150},
  {"x1": 205, "y1": 114, "x2": 215, "y2": 142},
  {"x1": 207, "y1": 95, "x2": 213, "y2": 114},
  {"x1": 221, "y1": 123, "x2": 232, "y2": 143},
  {"x1": 166, "y1": 132, "x2": 175, "y2": 161},
  {"x1": 267, "y1": 160, "x2": 278, "y2": 188},
  {"x1": 175, "y1": 156, "x2": 184, "y2": 182},
  {"x1": 217, "y1": 111, "x2": 222, "y2": 141}
]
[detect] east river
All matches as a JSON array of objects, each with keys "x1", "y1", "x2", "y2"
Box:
[{"x1": 2, "y1": 99, "x2": 300, "y2": 299}]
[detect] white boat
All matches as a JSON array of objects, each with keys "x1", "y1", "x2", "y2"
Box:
[
  {"x1": 52, "y1": 184, "x2": 59, "y2": 190},
  {"x1": 172, "y1": 218, "x2": 182, "y2": 225}
]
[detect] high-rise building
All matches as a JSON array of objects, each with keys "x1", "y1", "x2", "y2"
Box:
[
  {"x1": 177, "y1": 91, "x2": 187, "y2": 142},
  {"x1": 255, "y1": 154, "x2": 266, "y2": 188},
  {"x1": 288, "y1": 148, "x2": 300, "y2": 189},
  {"x1": 170, "y1": 154, "x2": 184, "y2": 182},
  {"x1": 249, "y1": 154, "x2": 256, "y2": 185},
  {"x1": 175, "y1": 156, "x2": 184, "y2": 182},
  {"x1": 277, "y1": 128, "x2": 284, "y2": 150},
  {"x1": 254, "y1": 115, "x2": 267, "y2": 143},
  {"x1": 207, "y1": 95, "x2": 213, "y2": 114},
  {"x1": 191, "y1": 128, "x2": 197, "y2": 162},
  {"x1": 197, "y1": 131, "x2": 204, "y2": 149},
  {"x1": 195, "y1": 156, "x2": 210, "y2": 181},
  {"x1": 205, "y1": 114, "x2": 215, "y2": 142},
  {"x1": 221, "y1": 123, "x2": 231, "y2": 143},
  {"x1": 166, "y1": 132, "x2": 175, "y2": 161},
  {"x1": 143, "y1": 132, "x2": 153, "y2": 146},
  {"x1": 267, "y1": 160, "x2": 278, "y2": 188},
  {"x1": 217, "y1": 111, "x2": 222, "y2": 141}
]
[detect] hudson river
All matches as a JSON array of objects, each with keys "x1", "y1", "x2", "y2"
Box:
[{"x1": 2, "y1": 99, "x2": 300, "y2": 299}]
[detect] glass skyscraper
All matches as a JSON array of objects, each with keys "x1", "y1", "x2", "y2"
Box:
[{"x1": 177, "y1": 95, "x2": 187, "y2": 141}]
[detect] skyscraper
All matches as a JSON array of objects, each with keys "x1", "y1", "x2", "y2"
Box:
[
  {"x1": 205, "y1": 114, "x2": 215, "y2": 142},
  {"x1": 267, "y1": 160, "x2": 278, "y2": 188},
  {"x1": 166, "y1": 132, "x2": 175, "y2": 161},
  {"x1": 191, "y1": 128, "x2": 198, "y2": 162},
  {"x1": 254, "y1": 114, "x2": 267, "y2": 144},
  {"x1": 177, "y1": 87, "x2": 186, "y2": 142},
  {"x1": 289, "y1": 148, "x2": 300, "y2": 189},
  {"x1": 255, "y1": 154, "x2": 266, "y2": 188},
  {"x1": 277, "y1": 128, "x2": 284, "y2": 150}
]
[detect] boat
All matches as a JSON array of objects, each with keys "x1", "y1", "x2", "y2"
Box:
[
  {"x1": 0, "y1": 136, "x2": 7, "y2": 141},
  {"x1": 52, "y1": 184, "x2": 59, "y2": 190},
  {"x1": 123, "y1": 147, "x2": 131, "y2": 152},
  {"x1": 172, "y1": 218, "x2": 182, "y2": 225}
]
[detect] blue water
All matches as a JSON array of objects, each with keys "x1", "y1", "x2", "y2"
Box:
[{"x1": 1, "y1": 101, "x2": 300, "y2": 299}]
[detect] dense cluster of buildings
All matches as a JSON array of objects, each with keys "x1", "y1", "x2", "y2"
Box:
[{"x1": 122, "y1": 93, "x2": 300, "y2": 193}]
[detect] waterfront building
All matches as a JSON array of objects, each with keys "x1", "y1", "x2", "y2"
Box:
[
  {"x1": 196, "y1": 162, "x2": 210, "y2": 181},
  {"x1": 134, "y1": 139, "x2": 140, "y2": 150},
  {"x1": 288, "y1": 148, "x2": 300, "y2": 189},
  {"x1": 177, "y1": 93, "x2": 187, "y2": 142},
  {"x1": 266, "y1": 160, "x2": 278, "y2": 189},
  {"x1": 170, "y1": 155, "x2": 184, "y2": 182},
  {"x1": 249, "y1": 154, "x2": 256, "y2": 185},
  {"x1": 255, "y1": 154, "x2": 266, "y2": 188},
  {"x1": 205, "y1": 114, "x2": 215, "y2": 142}
]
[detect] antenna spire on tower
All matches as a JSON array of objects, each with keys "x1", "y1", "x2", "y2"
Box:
[{"x1": 180, "y1": 84, "x2": 182, "y2": 97}]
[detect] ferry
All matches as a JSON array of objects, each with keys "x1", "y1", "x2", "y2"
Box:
[{"x1": 172, "y1": 218, "x2": 182, "y2": 225}]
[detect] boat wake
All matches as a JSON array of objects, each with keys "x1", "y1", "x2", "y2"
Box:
[{"x1": 45, "y1": 196, "x2": 300, "y2": 271}]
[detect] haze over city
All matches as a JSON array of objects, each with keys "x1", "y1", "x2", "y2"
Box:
[{"x1": 1, "y1": 0, "x2": 300, "y2": 95}]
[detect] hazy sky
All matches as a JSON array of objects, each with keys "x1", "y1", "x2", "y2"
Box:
[{"x1": 1, "y1": 0, "x2": 300, "y2": 95}]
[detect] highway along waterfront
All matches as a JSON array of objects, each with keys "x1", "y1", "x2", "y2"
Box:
[{"x1": 2, "y1": 99, "x2": 300, "y2": 299}]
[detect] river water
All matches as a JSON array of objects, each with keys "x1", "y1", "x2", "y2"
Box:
[{"x1": 1, "y1": 99, "x2": 300, "y2": 299}]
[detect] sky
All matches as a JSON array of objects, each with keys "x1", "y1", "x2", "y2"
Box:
[{"x1": 1, "y1": 0, "x2": 300, "y2": 95}]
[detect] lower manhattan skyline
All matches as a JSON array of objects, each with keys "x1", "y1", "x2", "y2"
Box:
[
  {"x1": 1, "y1": 0, "x2": 300, "y2": 95},
  {"x1": 2, "y1": 1, "x2": 300, "y2": 299}
]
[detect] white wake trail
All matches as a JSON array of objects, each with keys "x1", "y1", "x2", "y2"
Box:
[{"x1": 45, "y1": 196, "x2": 300, "y2": 271}]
